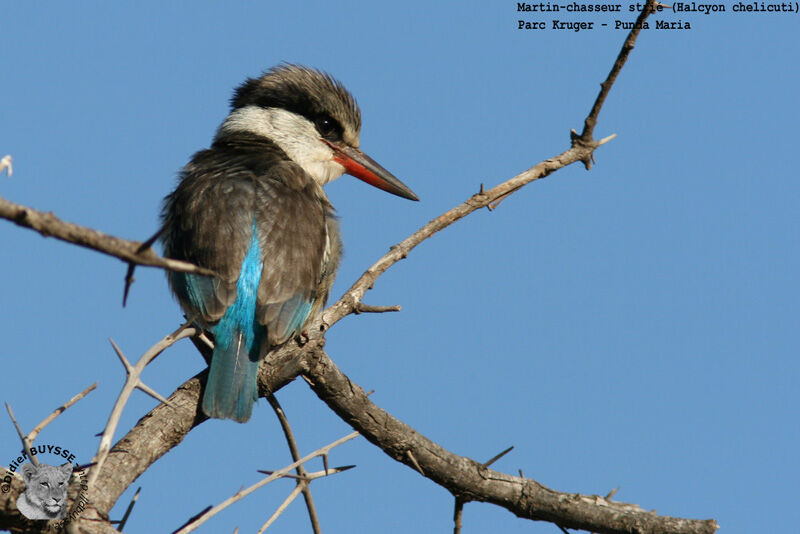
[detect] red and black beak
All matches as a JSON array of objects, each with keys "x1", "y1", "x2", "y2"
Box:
[{"x1": 325, "y1": 140, "x2": 419, "y2": 201}]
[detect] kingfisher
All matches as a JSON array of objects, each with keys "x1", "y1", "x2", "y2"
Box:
[{"x1": 161, "y1": 65, "x2": 418, "y2": 422}]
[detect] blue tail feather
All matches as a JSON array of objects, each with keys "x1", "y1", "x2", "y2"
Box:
[
  {"x1": 201, "y1": 222, "x2": 264, "y2": 422},
  {"x1": 202, "y1": 327, "x2": 260, "y2": 422}
]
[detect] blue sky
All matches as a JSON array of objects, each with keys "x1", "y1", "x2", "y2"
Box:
[{"x1": 1, "y1": 2, "x2": 797, "y2": 533}]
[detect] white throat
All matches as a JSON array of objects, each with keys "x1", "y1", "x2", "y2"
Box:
[{"x1": 216, "y1": 106, "x2": 346, "y2": 185}]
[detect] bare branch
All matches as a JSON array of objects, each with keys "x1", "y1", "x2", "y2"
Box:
[
  {"x1": 89, "y1": 321, "x2": 196, "y2": 487},
  {"x1": 580, "y1": 0, "x2": 657, "y2": 142},
  {"x1": 0, "y1": 194, "x2": 215, "y2": 276},
  {"x1": 174, "y1": 431, "x2": 359, "y2": 534},
  {"x1": 251, "y1": 465, "x2": 355, "y2": 534},
  {"x1": 303, "y1": 348, "x2": 719, "y2": 534},
  {"x1": 27, "y1": 382, "x2": 97, "y2": 442},
  {"x1": 256, "y1": 484, "x2": 304, "y2": 534}
]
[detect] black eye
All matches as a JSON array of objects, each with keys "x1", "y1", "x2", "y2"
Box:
[{"x1": 314, "y1": 115, "x2": 341, "y2": 140}]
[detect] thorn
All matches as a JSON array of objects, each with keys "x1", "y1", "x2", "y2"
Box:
[
  {"x1": 122, "y1": 227, "x2": 166, "y2": 308},
  {"x1": 605, "y1": 487, "x2": 619, "y2": 500},
  {"x1": 322, "y1": 453, "x2": 329, "y2": 476},
  {"x1": 122, "y1": 263, "x2": 136, "y2": 307},
  {"x1": 482, "y1": 445, "x2": 514, "y2": 468},
  {"x1": 518, "y1": 468, "x2": 525, "y2": 479},
  {"x1": 136, "y1": 383, "x2": 175, "y2": 409},
  {"x1": 335, "y1": 464, "x2": 356, "y2": 473},
  {"x1": 406, "y1": 450, "x2": 424, "y2": 476},
  {"x1": 597, "y1": 133, "x2": 617, "y2": 145},
  {"x1": 365, "y1": 389, "x2": 375, "y2": 397},
  {"x1": 109, "y1": 338, "x2": 133, "y2": 373},
  {"x1": 116, "y1": 486, "x2": 141, "y2": 531},
  {"x1": 258, "y1": 464, "x2": 356, "y2": 479},
  {"x1": 488, "y1": 190, "x2": 513, "y2": 210}
]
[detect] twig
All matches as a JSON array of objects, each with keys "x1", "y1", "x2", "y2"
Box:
[
  {"x1": 322, "y1": 107, "x2": 613, "y2": 329},
  {"x1": 353, "y1": 303, "x2": 402, "y2": 314},
  {"x1": 267, "y1": 395, "x2": 321, "y2": 534},
  {"x1": 27, "y1": 382, "x2": 97, "y2": 442},
  {"x1": 580, "y1": 0, "x2": 657, "y2": 143},
  {"x1": 256, "y1": 484, "x2": 304, "y2": 533},
  {"x1": 174, "y1": 431, "x2": 359, "y2": 534},
  {"x1": 89, "y1": 320, "x2": 197, "y2": 487},
  {"x1": 5, "y1": 403, "x2": 38, "y2": 466},
  {"x1": 453, "y1": 498, "x2": 464, "y2": 534}
]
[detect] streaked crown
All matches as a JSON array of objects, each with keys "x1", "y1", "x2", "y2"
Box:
[{"x1": 231, "y1": 64, "x2": 361, "y2": 146}]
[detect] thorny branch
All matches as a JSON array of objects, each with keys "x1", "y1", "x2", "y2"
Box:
[
  {"x1": 173, "y1": 431, "x2": 359, "y2": 534},
  {"x1": 302, "y1": 348, "x2": 718, "y2": 534},
  {"x1": 254, "y1": 466, "x2": 355, "y2": 534},
  {"x1": 88, "y1": 320, "x2": 196, "y2": 488},
  {"x1": 0, "y1": 195, "x2": 215, "y2": 277},
  {"x1": 0, "y1": 2, "x2": 718, "y2": 533}
]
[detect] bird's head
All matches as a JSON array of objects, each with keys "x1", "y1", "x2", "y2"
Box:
[{"x1": 215, "y1": 64, "x2": 418, "y2": 201}]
